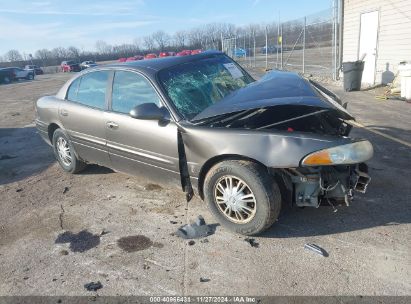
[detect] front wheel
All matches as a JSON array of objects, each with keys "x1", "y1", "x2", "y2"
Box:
[
  {"x1": 52, "y1": 128, "x2": 86, "y2": 174},
  {"x1": 204, "y1": 160, "x2": 281, "y2": 236}
]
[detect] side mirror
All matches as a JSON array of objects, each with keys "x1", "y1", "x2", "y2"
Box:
[{"x1": 129, "y1": 103, "x2": 167, "y2": 120}]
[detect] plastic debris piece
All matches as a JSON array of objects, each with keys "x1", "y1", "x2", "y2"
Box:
[
  {"x1": 84, "y1": 281, "x2": 103, "y2": 291},
  {"x1": 200, "y1": 277, "x2": 210, "y2": 282},
  {"x1": 175, "y1": 215, "x2": 216, "y2": 239},
  {"x1": 188, "y1": 240, "x2": 195, "y2": 246},
  {"x1": 304, "y1": 243, "x2": 329, "y2": 257},
  {"x1": 244, "y1": 238, "x2": 259, "y2": 248}
]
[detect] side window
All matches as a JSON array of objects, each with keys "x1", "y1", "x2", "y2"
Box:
[
  {"x1": 75, "y1": 71, "x2": 109, "y2": 109},
  {"x1": 111, "y1": 71, "x2": 161, "y2": 114},
  {"x1": 66, "y1": 77, "x2": 81, "y2": 101}
]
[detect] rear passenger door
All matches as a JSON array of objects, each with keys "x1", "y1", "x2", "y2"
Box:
[
  {"x1": 59, "y1": 70, "x2": 111, "y2": 166},
  {"x1": 105, "y1": 70, "x2": 180, "y2": 186}
]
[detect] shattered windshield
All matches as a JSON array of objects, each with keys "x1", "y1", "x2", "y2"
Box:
[{"x1": 158, "y1": 55, "x2": 254, "y2": 120}]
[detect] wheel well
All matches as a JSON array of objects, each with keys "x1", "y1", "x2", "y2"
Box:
[
  {"x1": 48, "y1": 123, "x2": 60, "y2": 143},
  {"x1": 197, "y1": 154, "x2": 268, "y2": 200}
]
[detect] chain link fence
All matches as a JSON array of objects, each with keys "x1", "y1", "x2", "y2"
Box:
[{"x1": 222, "y1": 4, "x2": 340, "y2": 79}]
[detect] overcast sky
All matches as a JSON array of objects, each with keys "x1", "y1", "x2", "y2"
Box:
[{"x1": 0, "y1": 0, "x2": 332, "y2": 55}]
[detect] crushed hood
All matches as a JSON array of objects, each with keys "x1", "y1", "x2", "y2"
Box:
[{"x1": 192, "y1": 71, "x2": 353, "y2": 122}]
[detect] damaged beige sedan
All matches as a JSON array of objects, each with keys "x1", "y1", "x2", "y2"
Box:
[{"x1": 35, "y1": 51, "x2": 373, "y2": 235}]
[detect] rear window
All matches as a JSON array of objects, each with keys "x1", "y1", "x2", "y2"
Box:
[{"x1": 66, "y1": 71, "x2": 109, "y2": 109}]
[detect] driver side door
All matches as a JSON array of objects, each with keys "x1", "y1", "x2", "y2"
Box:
[{"x1": 105, "y1": 70, "x2": 181, "y2": 186}]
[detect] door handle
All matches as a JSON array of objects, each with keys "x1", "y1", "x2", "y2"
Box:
[
  {"x1": 60, "y1": 109, "x2": 68, "y2": 116},
  {"x1": 106, "y1": 121, "x2": 119, "y2": 129}
]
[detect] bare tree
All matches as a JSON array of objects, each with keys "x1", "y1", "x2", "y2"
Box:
[
  {"x1": 35, "y1": 49, "x2": 52, "y2": 66},
  {"x1": 143, "y1": 35, "x2": 155, "y2": 51},
  {"x1": 152, "y1": 30, "x2": 170, "y2": 50},
  {"x1": 51, "y1": 47, "x2": 69, "y2": 61},
  {"x1": 95, "y1": 40, "x2": 112, "y2": 55},
  {"x1": 4, "y1": 49, "x2": 23, "y2": 62},
  {"x1": 68, "y1": 46, "x2": 81, "y2": 59},
  {"x1": 174, "y1": 31, "x2": 187, "y2": 49}
]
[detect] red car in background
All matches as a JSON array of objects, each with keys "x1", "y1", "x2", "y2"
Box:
[
  {"x1": 176, "y1": 50, "x2": 192, "y2": 56},
  {"x1": 126, "y1": 55, "x2": 144, "y2": 62},
  {"x1": 61, "y1": 61, "x2": 81, "y2": 72},
  {"x1": 144, "y1": 53, "x2": 157, "y2": 59},
  {"x1": 118, "y1": 58, "x2": 127, "y2": 62},
  {"x1": 159, "y1": 52, "x2": 170, "y2": 58},
  {"x1": 191, "y1": 49, "x2": 202, "y2": 55}
]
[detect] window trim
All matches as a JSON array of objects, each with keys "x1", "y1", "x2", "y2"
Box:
[{"x1": 108, "y1": 69, "x2": 165, "y2": 116}]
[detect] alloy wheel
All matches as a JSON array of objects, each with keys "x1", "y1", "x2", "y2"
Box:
[
  {"x1": 214, "y1": 175, "x2": 257, "y2": 224},
  {"x1": 56, "y1": 137, "x2": 72, "y2": 167}
]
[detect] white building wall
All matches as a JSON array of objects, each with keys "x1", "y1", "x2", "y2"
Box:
[{"x1": 343, "y1": 0, "x2": 411, "y2": 84}]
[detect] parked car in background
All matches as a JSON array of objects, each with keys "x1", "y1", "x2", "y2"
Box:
[
  {"x1": 61, "y1": 61, "x2": 81, "y2": 72},
  {"x1": 35, "y1": 51, "x2": 373, "y2": 236},
  {"x1": 260, "y1": 46, "x2": 280, "y2": 54},
  {"x1": 126, "y1": 55, "x2": 144, "y2": 62},
  {"x1": 191, "y1": 49, "x2": 202, "y2": 55},
  {"x1": 144, "y1": 53, "x2": 157, "y2": 59},
  {"x1": 118, "y1": 58, "x2": 127, "y2": 62},
  {"x1": 25, "y1": 65, "x2": 43, "y2": 75},
  {"x1": 80, "y1": 61, "x2": 98, "y2": 70},
  {"x1": 176, "y1": 50, "x2": 192, "y2": 56},
  {"x1": 0, "y1": 68, "x2": 15, "y2": 84},
  {"x1": 1, "y1": 67, "x2": 35, "y2": 80},
  {"x1": 234, "y1": 48, "x2": 246, "y2": 57},
  {"x1": 159, "y1": 52, "x2": 170, "y2": 58}
]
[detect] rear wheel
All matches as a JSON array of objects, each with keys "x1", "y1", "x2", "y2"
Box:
[
  {"x1": 3, "y1": 76, "x2": 10, "y2": 84},
  {"x1": 52, "y1": 129, "x2": 86, "y2": 174},
  {"x1": 27, "y1": 73, "x2": 34, "y2": 80},
  {"x1": 204, "y1": 160, "x2": 281, "y2": 235}
]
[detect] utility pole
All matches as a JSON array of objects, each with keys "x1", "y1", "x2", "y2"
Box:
[
  {"x1": 265, "y1": 26, "x2": 268, "y2": 71},
  {"x1": 277, "y1": 12, "x2": 280, "y2": 69},
  {"x1": 280, "y1": 23, "x2": 283, "y2": 69},
  {"x1": 303, "y1": 16, "x2": 306, "y2": 74}
]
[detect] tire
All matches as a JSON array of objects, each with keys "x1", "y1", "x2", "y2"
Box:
[
  {"x1": 52, "y1": 128, "x2": 86, "y2": 174},
  {"x1": 3, "y1": 76, "x2": 10, "y2": 84},
  {"x1": 204, "y1": 160, "x2": 281, "y2": 236},
  {"x1": 26, "y1": 73, "x2": 34, "y2": 80}
]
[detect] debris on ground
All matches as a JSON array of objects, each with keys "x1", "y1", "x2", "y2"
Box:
[
  {"x1": 100, "y1": 229, "x2": 110, "y2": 236},
  {"x1": 59, "y1": 249, "x2": 69, "y2": 256},
  {"x1": 175, "y1": 215, "x2": 217, "y2": 239},
  {"x1": 106, "y1": 194, "x2": 116, "y2": 200},
  {"x1": 143, "y1": 264, "x2": 150, "y2": 270},
  {"x1": 200, "y1": 277, "x2": 210, "y2": 282},
  {"x1": 84, "y1": 281, "x2": 103, "y2": 292},
  {"x1": 55, "y1": 230, "x2": 100, "y2": 253},
  {"x1": 62, "y1": 187, "x2": 69, "y2": 194},
  {"x1": 16, "y1": 188, "x2": 23, "y2": 192},
  {"x1": 170, "y1": 220, "x2": 178, "y2": 224},
  {"x1": 244, "y1": 238, "x2": 259, "y2": 248},
  {"x1": 200, "y1": 239, "x2": 209, "y2": 243},
  {"x1": 304, "y1": 243, "x2": 329, "y2": 257},
  {"x1": 117, "y1": 235, "x2": 153, "y2": 252},
  {"x1": 144, "y1": 183, "x2": 162, "y2": 191},
  {"x1": 188, "y1": 240, "x2": 195, "y2": 246}
]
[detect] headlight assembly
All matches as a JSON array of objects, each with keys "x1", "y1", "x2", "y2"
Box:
[{"x1": 301, "y1": 140, "x2": 373, "y2": 166}]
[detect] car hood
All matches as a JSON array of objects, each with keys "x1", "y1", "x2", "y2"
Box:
[{"x1": 192, "y1": 71, "x2": 353, "y2": 122}]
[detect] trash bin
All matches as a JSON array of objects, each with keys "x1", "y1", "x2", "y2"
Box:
[{"x1": 342, "y1": 61, "x2": 364, "y2": 92}]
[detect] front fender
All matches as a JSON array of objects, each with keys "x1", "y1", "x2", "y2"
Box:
[{"x1": 181, "y1": 125, "x2": 355, "y2": 177}]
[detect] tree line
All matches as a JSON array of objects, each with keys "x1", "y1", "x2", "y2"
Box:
[{"x1": 0, "y1": 19, "x2": 332, "y2": 67}]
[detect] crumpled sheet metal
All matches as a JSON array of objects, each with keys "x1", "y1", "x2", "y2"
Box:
[{"x1": 176, "y1": 215, "x2": 216, "y2": 239}]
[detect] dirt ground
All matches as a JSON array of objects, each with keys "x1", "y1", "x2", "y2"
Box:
[{"x1": 0, "y1": 71, "x2": 410, "y2": 297}]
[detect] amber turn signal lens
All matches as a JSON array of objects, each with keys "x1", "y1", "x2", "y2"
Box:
[{"x1": 302, "y1": 150, "x2": 332, "y2": 165}]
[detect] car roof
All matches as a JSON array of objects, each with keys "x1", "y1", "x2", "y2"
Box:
[{"x1": 105, "y1": 50, "x2": 223, "y2": 75}]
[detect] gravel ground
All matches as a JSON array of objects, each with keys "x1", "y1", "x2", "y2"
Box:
[{"x1": 0, "y1": 71, "x2": 410, "y2": 296}]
